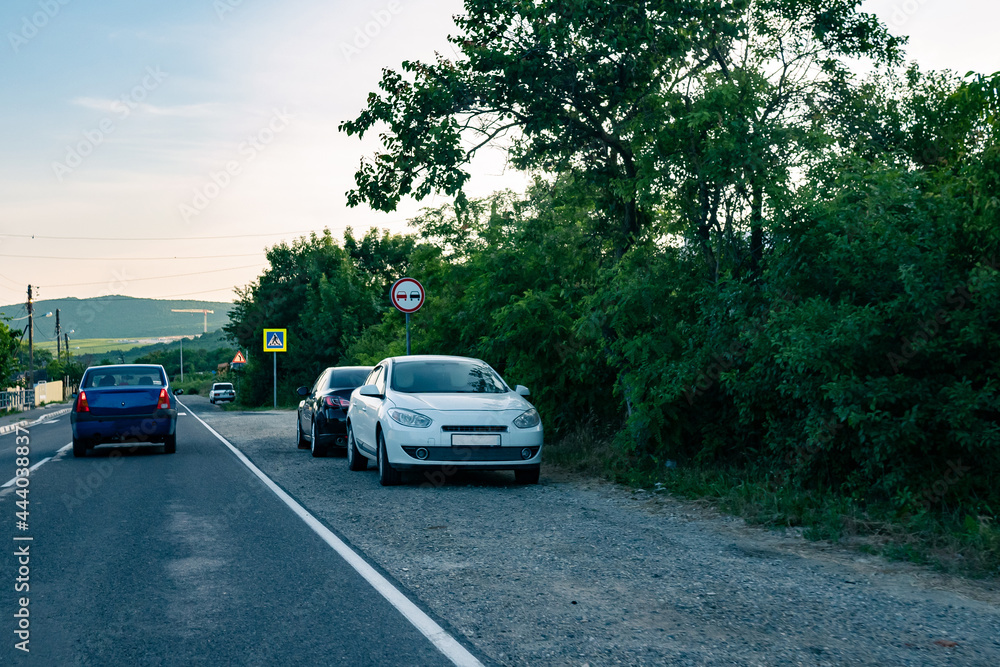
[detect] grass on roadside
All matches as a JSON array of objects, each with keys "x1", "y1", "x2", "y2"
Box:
[
  {"x1": 218, "y1": 402, "x2": 294, "y2": 412},
  {"x1": 545, "y1": 422, "x2": 1000, "y2": 579}
]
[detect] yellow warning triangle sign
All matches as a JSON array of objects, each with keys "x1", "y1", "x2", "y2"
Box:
[{"x1": 232, "y1": 351, "x2": 247, "y2": 364}]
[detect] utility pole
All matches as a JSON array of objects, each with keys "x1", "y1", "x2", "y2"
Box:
[
  {"x1": 26, "y1": 285, "x2": 33, "y2": 389},
  {"x1": 179, "y1": 337, "x2": 184, "y2": 383},
  {"x1": 64, "y1": 333, "x2": 69, "y2": 364},
  {"x1": 55, "y1": 309, "x2": 61, "y2": 362}
]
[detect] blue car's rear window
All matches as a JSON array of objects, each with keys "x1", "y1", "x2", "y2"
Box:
[{"x1": 83, "y1": 366, "x2": 164, "y2": 389}]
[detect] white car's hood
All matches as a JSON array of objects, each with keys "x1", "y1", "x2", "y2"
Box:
[{"x1": 389, "y1": 391, "x2": 530, "y2": 413}]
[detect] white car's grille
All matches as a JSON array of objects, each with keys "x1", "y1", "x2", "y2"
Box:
[{"x1": 440, "y1": 425, "x2": 508, "y2": 433}]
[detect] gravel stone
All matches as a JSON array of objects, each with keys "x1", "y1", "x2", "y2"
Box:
[{"x1": 185, "y1": 396, "x2": 1000, "y2": 666}]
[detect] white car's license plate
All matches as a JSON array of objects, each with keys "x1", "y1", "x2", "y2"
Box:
[{"x1": 451, "y1": 434, "x2": 501, "y2": 447}]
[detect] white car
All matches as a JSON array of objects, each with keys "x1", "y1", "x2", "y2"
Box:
[
  {"x1": 208, "y1": 382, "x2": 235, "y2": 404},
  {"x1": 345, "y1": 355, "x2": 543, "y2": 486}
]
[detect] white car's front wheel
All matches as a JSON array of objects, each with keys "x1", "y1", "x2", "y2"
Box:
[
  {"x1": 377, "y1": 431, "x2": 401, "y2": 486},
  {"x1": 347, "y1": 426, "x2": 366, "y2": 471},
  {"x1": 515, "y1": 466, "x2": 540, "y2": 484}
]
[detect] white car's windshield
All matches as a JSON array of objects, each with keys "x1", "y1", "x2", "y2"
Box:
[{"x1": 391, "y1": 360, "x2": 507, "y2": 394}]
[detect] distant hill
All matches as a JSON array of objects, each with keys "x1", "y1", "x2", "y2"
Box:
[
  {"x1": 0, "y1": 296, "x2": 234, "y2": 340},
  {"x1": 125, "y1": 329, "x2": 235, "y2": 364}
]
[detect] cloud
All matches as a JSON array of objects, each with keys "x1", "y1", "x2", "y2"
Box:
[{"x1": 71, "y1": 97, "x2": 220, "y2": 118}]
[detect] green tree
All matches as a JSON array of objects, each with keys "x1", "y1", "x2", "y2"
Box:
[
  {"x1": 341, "y1": 0, "x2": 901, "y2": 271},
  {"x1": 602, "y1": 68, "x2": 1000, "y2": 511},
  {"x1": 0, "y1": 318, "x2": 20, "y2": 386},
  {"x1": 226, "y1": 228, "x2": 412, "y2": 405},
  {"x1": 380, "y1": 176, "x2": 618, "y2": 433}
]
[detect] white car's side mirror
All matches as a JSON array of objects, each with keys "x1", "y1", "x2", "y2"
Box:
[
  {"x1": 359, "y1": 384, "x2": 382, "y2": 398},
  {"x1": 515, "y1": 385, "x2": 530, "y2": 397}
]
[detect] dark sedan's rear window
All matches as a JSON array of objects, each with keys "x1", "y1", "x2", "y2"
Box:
[
  {"x1": 328, "y1": 369, "x2": 371, "y2": 389},
  {"x1": 83, "y1": 366, "x2": 164, "y2": 388}
]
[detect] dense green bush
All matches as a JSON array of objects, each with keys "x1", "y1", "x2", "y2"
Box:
[
  {"x1": 227, "y1": 3, "x2": 1000, "y2": 557},
  {"x1": 602, "y1": 153, "x2": 1000, "y2": 517}
]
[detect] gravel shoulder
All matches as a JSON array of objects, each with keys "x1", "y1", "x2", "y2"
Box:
[{"x1": 183, "y1": 396, "x2": 1000, "y2": 666}]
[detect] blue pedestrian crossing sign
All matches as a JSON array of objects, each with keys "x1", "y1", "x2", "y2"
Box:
[{"x1": 263, "y1": 328, "x2": 287, "y2": 352}]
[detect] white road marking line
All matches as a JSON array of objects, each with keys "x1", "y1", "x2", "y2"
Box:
[
  {"x1": 178, "y1": 400, "x2": 483, "y2": 667},
  {"x1": 0, "y1": 408, "x2": 72, "y2": 437},
  {"x1": 1, "y1": 454, "x2": 56, "y2": 488},
  {"x1": 29, "y1": 457, "x2": 50, "y2": 470}
]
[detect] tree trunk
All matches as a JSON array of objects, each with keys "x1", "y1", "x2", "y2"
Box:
[{"x1": 749, "y1": 182, "x2": 764, "y2": 280}]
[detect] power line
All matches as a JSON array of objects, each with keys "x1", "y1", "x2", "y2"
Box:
[
  {"x1": 18, "y1": 295, "x2": 229, "y2": 303},
  {"x1": 0, "y1": 304, "x2": 27, "y2": 319},
  {"x1": 44, "y1": 263, "x2": 263, "y2": 288},
  {"x1": 155, "y1": 287, "x2": 239, "y2": 298},
  {"x1": 0, "y1": 229, "x2": 336, "y2": 242},
  {"x1": 35, "y1": 288, "x2": 240, "y2": 300},
  {"x1": 0, "y1": 222, "x2": 412, "y2": 243},
  {"x1": 0, "y1": 272, "x2": 23, "y2": 288},
  {"x1": 0, "y1": 252, "x2": 264, "y2": 261}
]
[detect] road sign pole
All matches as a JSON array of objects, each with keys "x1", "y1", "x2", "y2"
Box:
[
  {"x1": 391, "y1": 277, "x2": 424, "y2": 355},
  {"x1": 262, "y1": 329, "x2": 287, "y2": 407}
]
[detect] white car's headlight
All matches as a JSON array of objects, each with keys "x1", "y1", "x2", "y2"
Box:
[
  {"x1": 513, "y1": 408, "x2": 540, "y2": 429},
  {"x1": 388, "y1": 408, "x2": 432, "y2": 428}
]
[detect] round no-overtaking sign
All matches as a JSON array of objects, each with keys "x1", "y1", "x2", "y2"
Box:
[{"x1": 391, "y1": 277, "x2": 424, "y2": 313}]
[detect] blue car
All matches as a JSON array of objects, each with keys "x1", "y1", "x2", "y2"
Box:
[{"x1": 70, "y1": 364, "x2": 183, "y2": 457}]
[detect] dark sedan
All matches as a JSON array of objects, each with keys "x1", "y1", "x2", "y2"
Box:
[
  {"x1": 70, "y1": 364, "x2": 183, "y2": 457},
  {"x1": 296, "y1": 366, "x2": 373, "y2": 457}
]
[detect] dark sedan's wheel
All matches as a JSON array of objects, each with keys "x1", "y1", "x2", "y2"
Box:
[
  {"x1": 164, "y1": 433, "x2": 176, "y2": 454},
  {"x1": 310, "y1": 420, "x2": 328, "y2": 458},
  {"x1": 296, "y1": 415, "x2": 309, "y2": 449},
  {"x1": 72, "y1": 438, "x2": 86, "y2": 458},
  {"x1": 515, "y1": 466, "x2": 540, "y2": 485},
  {"x1": 347, "y1": 426, "x2": 366, "y2": 471},
  {"x1": 377, "y1": 431, "x2": 401, "y2": 486}
]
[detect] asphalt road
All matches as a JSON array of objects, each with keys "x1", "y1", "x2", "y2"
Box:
[
  {"x1": 0, "y1": 402, "x2": 478, "y2": 665},
  {"x1": 4, "y1": 399, "x2": 1000, "y2": 666}
]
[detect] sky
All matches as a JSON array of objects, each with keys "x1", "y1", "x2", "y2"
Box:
[{"x1": 0, "y1": 0, "x2": 998, "y2": 308}]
